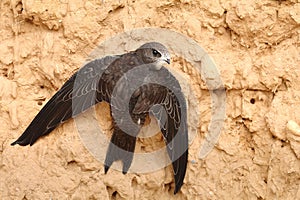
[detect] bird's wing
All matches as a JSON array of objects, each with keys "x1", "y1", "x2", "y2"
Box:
[
  {"x1": 131, "y1": 67, "x2": 188, "y2": 194},
  {"x1": 11, "y1": 55, "x2": 119, "y2": 146}
]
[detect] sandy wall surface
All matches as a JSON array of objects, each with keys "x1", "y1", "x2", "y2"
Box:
[{"x1": 1, "y1": 0, "x2": 300, "y2": 199}]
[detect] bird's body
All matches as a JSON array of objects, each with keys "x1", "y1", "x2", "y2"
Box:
[{"x1": 12, "y1": 42, "x2": 188, "y2": 194}]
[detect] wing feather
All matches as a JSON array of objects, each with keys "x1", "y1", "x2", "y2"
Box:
[
  {"x1": 11, "y1": 56, "x2": 119, "y2": 146},
  {"x1": 132, "y1": 67, "x2": 188, "y2": 194}
]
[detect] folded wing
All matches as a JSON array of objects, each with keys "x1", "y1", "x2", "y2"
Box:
[{"x1": 131, "y1": 68, "x2": 188, "y2": 194}]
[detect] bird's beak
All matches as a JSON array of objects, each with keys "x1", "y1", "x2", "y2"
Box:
[{"x1": 165, "y1": 58, "x2": 170, "y2": 64}]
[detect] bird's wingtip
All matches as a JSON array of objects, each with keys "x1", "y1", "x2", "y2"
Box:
[
  {"x1": 173, "y1": 179, "x2": 184, "y2": 194},
  {"x1": 174, "y1": 185, "x2": 180, "y2": 195},
  {"x1": 11, "y1": 141, "x2": 17, "y2": 146},
  {"x1": 11, "y1": 139, "x2": 30, "y2": 146},
  {"x1": 104, "y1": 165, "x2": 109, "y2": 174}
]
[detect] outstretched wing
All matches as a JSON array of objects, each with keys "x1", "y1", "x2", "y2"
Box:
[
  {"x1": 131, "y1": 67, "x2": 188, "y2": 194},
  {"x1": 11, "y1": 56, "x2": 119, "y2": 146}
]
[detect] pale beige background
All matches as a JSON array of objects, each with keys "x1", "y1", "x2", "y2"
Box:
[{"x1": 0, "y1": 0, "x2": 300, "y2": 199}]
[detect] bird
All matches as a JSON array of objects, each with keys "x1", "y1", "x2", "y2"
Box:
[{"x1": 11, "y1": 42, "x2": 188, "y2": 194}]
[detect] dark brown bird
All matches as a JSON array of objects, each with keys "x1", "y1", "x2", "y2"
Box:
[{"x1": 11, "y1": 42, "x2": 188, "y2": 194}]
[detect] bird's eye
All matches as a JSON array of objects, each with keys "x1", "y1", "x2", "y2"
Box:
[{"x1": 152, "y1": 49, "x2": 161, "y2": 57}]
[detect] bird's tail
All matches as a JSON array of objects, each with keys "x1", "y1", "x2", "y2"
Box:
[{"x1": 104, "y1": 126, "x2": 137, "y2": 174}]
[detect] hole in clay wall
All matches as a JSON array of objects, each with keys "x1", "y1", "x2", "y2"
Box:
[{"x1": 112, "y1": 191, "x2": 118, "y2": 200}]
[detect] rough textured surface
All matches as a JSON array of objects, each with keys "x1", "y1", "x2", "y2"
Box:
[{"x1": 1, "y1": 0, "x2": 300, "y2": 199}]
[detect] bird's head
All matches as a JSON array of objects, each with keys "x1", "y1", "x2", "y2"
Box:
[{"x1": 137, "y1": 42, "x2": 171, "y2": 70}]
